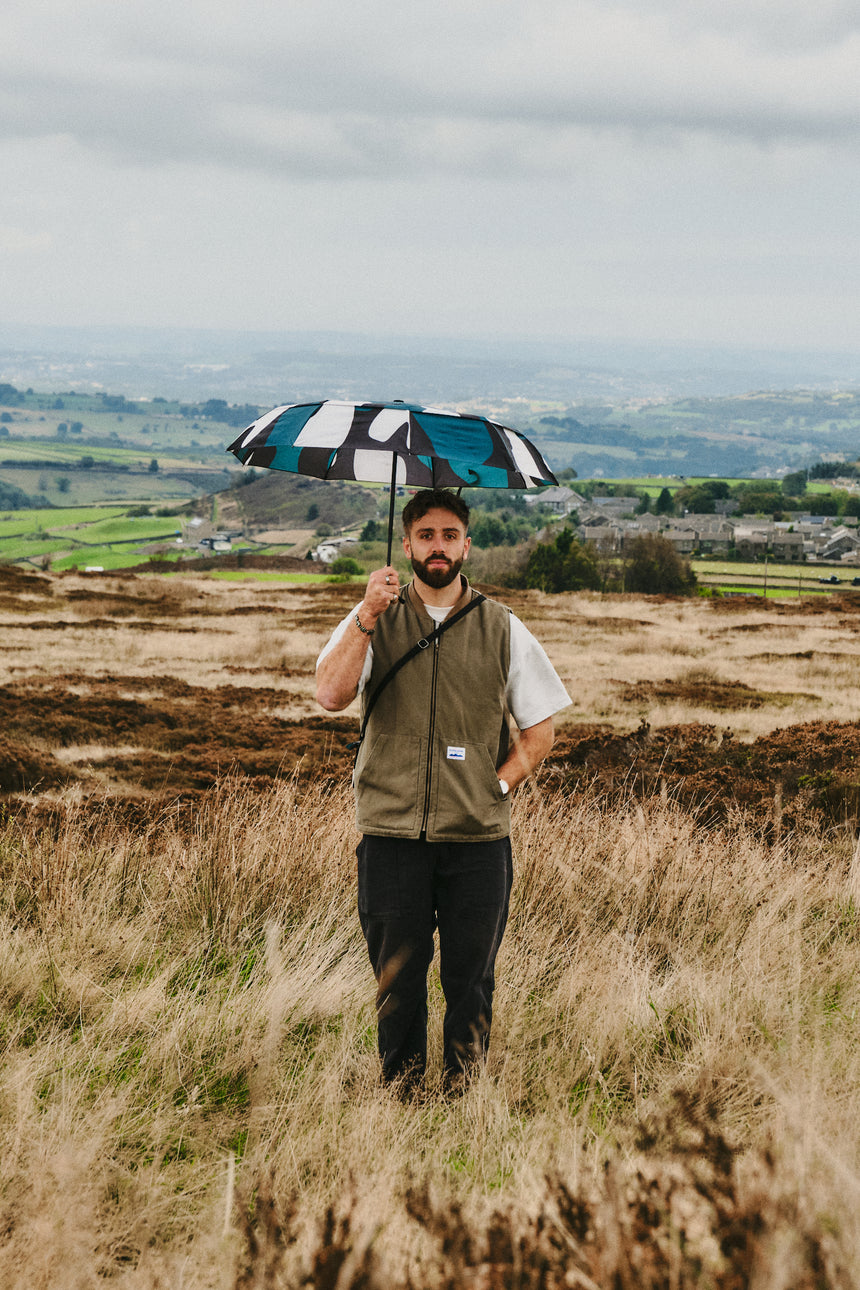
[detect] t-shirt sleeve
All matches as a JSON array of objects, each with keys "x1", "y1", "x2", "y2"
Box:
[
  {"x1": 506, "y1": 613, "x2": 571, "y2": 730},
  {"x1": 316, "y1": 604, "x2": 373, "y2": 694}
]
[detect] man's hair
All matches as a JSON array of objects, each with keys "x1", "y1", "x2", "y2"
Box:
[{"x1": 401, "y1": 489, "x2": 470, "y2": 534}]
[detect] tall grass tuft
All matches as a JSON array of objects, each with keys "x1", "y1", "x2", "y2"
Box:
[{"x1": 2, "y1": 779, "x2": 860, "y2": 1285}]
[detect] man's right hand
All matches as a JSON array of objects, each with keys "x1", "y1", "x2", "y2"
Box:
[
  {"x1": 360, "y1": 565, "x2": 401, "y2": 626},
  {"x1": 316, "y1": 566, "x2": 400, "y2": 711}
]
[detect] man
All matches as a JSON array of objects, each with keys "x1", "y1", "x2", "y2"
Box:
[{"x1": 317, "y1": 488, "x2": 570, "y2": 1094}]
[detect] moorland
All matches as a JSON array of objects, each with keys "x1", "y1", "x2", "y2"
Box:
[{"x1": 3, "y1": 563, "x2": 860, "y2": 1285}]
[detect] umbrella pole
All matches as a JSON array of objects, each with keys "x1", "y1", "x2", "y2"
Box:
[{"x1": 386, "y1": 455, "x2": 397, "y2": 566}]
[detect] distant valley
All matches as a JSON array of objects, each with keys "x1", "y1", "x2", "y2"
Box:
[{"x1": 1, "y1": 327, "x2": 859, "y2": 487}]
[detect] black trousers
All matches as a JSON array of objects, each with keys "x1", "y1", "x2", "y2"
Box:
[{"x1": 357, "y1": 834, "x2": 513, "y2": 1087}]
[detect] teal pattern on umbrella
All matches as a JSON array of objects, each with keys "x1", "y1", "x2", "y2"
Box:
[{"x1": 226, "y1": 400, "x2": 557, "y2": 491}]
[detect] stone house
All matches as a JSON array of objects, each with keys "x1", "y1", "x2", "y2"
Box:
[
  {"x1": 580, "y1": 524, "x2": 620, "y2": 554},
  {"x1": 818, "y1": 526, "x2": 860, "y2": 562},
  {"x1": 771, "y1": 531, "x2": 805, "y2": 561},
  {"x1": 732, "y1": 526, "x2": 771, "y2": 560},
  {"x1": 661, "y1": 529, "x2": 697, "y2": 555},
  {"x1": 525, "y1": 486, "x2": 579, "y2": 514}
]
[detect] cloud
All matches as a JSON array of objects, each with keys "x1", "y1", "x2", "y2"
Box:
[
  {"x1": 2, "y1": 0, "x2": 859, "y2": 349},
  {"x1": 0, "y1": 223, "x2": 53, "y2": 254},
  {"x1": 2, "y1": 0, "x2": 859, "y2": 179}
]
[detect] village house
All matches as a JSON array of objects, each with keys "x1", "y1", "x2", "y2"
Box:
[
  {"x1": 632, "y1": 512, "x2": 662, "y2": 532},
  {"x1": 664, "y1": 515, "x2": 734, "y2": 555},
  {"x1": 589, "y1": 495, "x2": 642, "y2": 518},
  {"x1": 660, "y1": 528, "x2": 698, "y2": 555},
  {"x1": 523, "y1": 485, "x2": 579, "y2": 515},
  {"x1": 579, "y1": 524, "x2": 620, "y2": 554},
  {"x1": 731, "y1": 525, "x2": 772, "y2": 560},
  {"x1": 771, "y1": 530, "x2": 805, "y2": 561},
  {"x1": 552, "y1": 500, "x2": 856, "y2": 566},
  {"x1": 818, "y1": 525, "x2": 860, "y2": 563}
]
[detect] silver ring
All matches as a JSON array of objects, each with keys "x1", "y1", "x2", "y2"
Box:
[{"x1": 385, "y1": 575, "x2": 391, "y2": 584}]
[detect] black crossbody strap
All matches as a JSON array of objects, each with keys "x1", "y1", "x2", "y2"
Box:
[{"x1": 347, "y1": 593, "x2": 487, "y2": 752}]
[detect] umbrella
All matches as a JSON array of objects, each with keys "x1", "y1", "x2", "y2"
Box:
[{"x1": 226, "y1": 399, "x2": 558, "y2": 563}]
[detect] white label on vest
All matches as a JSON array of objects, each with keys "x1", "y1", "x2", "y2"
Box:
[{"x1": 446, "y1": 746, "x2": 466, "y2": 761}]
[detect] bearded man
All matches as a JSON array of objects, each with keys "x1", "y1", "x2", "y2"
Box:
[{"x1": 317, "y1": 489, "x2": 570, "y2": 1094}]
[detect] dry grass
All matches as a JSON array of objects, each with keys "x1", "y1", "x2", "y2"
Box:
[
  {"x1": 2, "y1": 776, "x2": 860, "y2": 1285},
  {"x1": 4, "y1": 569, "x2": 860, "y2": 1283},
  {"x1": 4, "y1": 573, "x2": 860, "y2": 744}
]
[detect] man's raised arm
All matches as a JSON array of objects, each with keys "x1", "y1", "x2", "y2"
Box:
[{"x1": 316, "y1": 565, "x2": 400, "y2": 711}]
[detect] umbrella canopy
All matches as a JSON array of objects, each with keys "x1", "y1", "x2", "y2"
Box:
[{"x1": 226, "y1": 399, "x2": 558, "y2": 562}]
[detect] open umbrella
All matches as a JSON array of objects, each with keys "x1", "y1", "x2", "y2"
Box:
[{"x1": 226, "y1": 399, "x2": 558, "y2": 563}]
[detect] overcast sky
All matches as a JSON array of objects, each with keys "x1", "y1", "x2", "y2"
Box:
[{"x1": 2, "y1": 0, "x2": 859, "y2": 352}]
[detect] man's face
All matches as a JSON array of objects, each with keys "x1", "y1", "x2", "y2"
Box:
[{"x1": 402, "y1": 507, "x2": 471, "y2": 589}]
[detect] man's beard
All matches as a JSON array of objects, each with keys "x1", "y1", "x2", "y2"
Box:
[{"x1": 410, "y1": 554, "x2": 464, "y2": 589}]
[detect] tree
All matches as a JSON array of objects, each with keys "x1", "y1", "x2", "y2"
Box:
[
  {"x1": 520, "y1": 529, "x2": 602, "y2": 593},
  {"x1": 680, "y1": 486, "x2": 716, "y2": 514},
  {"x1": 675, "y1": 480, "x2": 730, "y2": 514},
  {"x1": 655, "y1": 487, "x2": 674, "y2": 515},
  {"x1": 56, "y1": 476, "x2": 71, "y2": 494},
  {"x1": 202, "y1": 399, "x2": 229, "y2": 419},
  {"x1": 148, "y1": 458, "x2": 159, "y2": 473},
  {"x1": 360, "y1": 519, "x2": 381, "y2": 542},
  {"x1": 330, "y1": 556, "x2": 363, "y2": 576},
  {"x1": 469, "y1": 510, "x2": 509, "y2": 547},
  {"x1": 623, "y1": 534, "x2": 697, "y2": 596},
  {"x1": 782, "y1": 470, "x2": 807, "y2": 497},
  {"x1": 735, "y1": 486, "x2": 783, "y2": 516}
]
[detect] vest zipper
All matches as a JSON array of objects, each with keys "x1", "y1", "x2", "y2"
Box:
[{"x1": 420, "y1": 634, "x2": 441, "y2": 835}]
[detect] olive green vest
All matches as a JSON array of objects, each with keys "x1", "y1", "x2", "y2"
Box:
[{"x1": 354, "y1": 578, "x2": 512, "y2": 842}]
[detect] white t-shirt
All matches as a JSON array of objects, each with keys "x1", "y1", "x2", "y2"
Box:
[{"x1": 317, "y1": 599, "x2": 571, "y2": 731}]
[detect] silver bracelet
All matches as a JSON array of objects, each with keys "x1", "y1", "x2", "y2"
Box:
[{"x1": 354, "y1": 612, "x2": 374, "y2": 636}]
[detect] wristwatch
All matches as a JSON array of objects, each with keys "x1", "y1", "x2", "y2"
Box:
[{"x1": 498, "y1": 778, "x2": 510, "y2": 797}]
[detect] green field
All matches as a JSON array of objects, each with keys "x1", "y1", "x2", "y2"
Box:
[
  {"x1": 606, "y1": 475, "x2": 753, "y2": 488},
  {"x1": 0, "y1": 505, "x2": 126, "y2": 536},
  {"x1": 0, "y1": 500, "x2": 331, "y2": 575},
  {"x1": 65, "y1": 515, "x2": 182, "y2": 543},
  {"x1": 597, "y1": 476, "x2": 843, "y2": 498},
  {"x1": 694, "y1": 558, "x2": 857, "y2": 597},
  {"x1": 698, "y1": 558, "x2": 806, "y2": 579},
  {"x1": 0, "y1": 505, "x2": 187, "y2": 570},
  {"x1": 208, "y1": 569, "x2": 338, "y2": 583},
  {"x1": 50, "y1": 547, "x2": 183, "y2": 572},
  {"x1": 0, "y1": 387, "x2": 246, "y2": 511}
]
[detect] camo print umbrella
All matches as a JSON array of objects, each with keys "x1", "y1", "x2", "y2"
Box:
[{"x1": 226, "y1": 399, "x2": 558, "y2": 562}]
